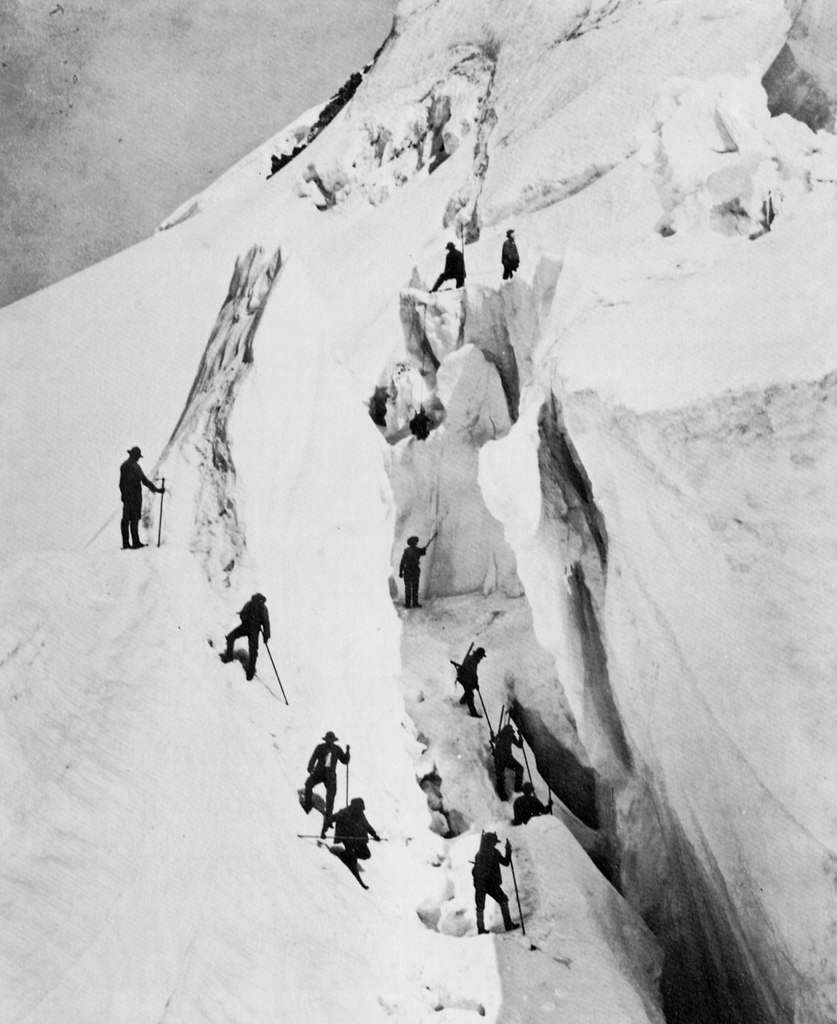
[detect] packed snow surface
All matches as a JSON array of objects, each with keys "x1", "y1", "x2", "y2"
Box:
[{"x1": 2, "y1": 0, "x2": 836, "y2": 1022}]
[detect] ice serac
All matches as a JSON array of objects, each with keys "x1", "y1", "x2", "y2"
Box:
[
  {"x1": 160, "y1": 244, "x2": 282, "y2": 584},
  {"x1": 2, "y1": 0, "x2": 836, "y2": 1021},
  {"x1": 762, "y1": 1, "x2": 837, "y2": 129},
  {"x1": 479, "y1": 69, "x2": 837, "y2": 1024}
]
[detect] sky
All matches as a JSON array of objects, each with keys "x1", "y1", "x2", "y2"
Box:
[{"x1": 0, "y1": 0, "x2": 394, "y2": 309}]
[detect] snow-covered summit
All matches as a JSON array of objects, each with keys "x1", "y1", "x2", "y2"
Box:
[{"x1": 1, "y1": 1, "x2": 836, "y2": 1022}]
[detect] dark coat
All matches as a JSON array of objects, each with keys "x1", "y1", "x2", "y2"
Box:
[
  {"x1": 494, "y1": 723, "x2": 522, "y2": 762},
  {"x1": 333, "y1": 805, "x2": 379, "y2": 845},
  {"x1": 399, "y1": 544, "x2": 427, "y2": 581},
  {"x1": 512, "y1": 792, "x2": 550, "y2": 826},
  {"x1": 501, "y1": 238, "x2": 519, "y2": 269},
  {"x1": 238, "y1": 599, "x2": 271, "y2": 640},
  {"x1": 119, "y1": 458, "x2": 157, "y2": 514},
  {"x1": 444, "y1": 246, "x2": 465, "y2": 282},
  {"x1": 472, "y1": 839, "x2": 510, "y2": 890},
  {"x1": 307, "y1": 741, "x2": 349, "y2": 777},
  {"x1": 457, "y1": 649, "x2": 482, "y2": 691}
]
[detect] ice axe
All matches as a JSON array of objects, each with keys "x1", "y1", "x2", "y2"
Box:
[
  {"x1": 507, "y1": 842, "x2": 526, "y2": 936},
  {"x1": 263, "y1": 635, "x2": 289, "y2": 705},
  {"x1": 156, "y1": 477, "x2": 166, "y2": 548}
]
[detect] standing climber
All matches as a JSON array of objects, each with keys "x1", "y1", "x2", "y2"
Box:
[
  {"x1": 501, "y1": 229, "x2": 519, "y2": 280},
  {"x1": 302, "y1": 731, "x2": 350, "y2": 837},
  {"x1": 492, "y1": 718, "x2": 525, "y2": 800},
  {"x1": 431, "y1": 242, "x2": 466, "y2": 292},
  {"x1": 399, "y1": 533, "x2": 435, "y2": 609},
  {"x1": 452, "y1": 645, "x2": 486, "y2": 718},
  {"x1": 119, "y1": 446, "x2": 163, "y2": 550},
  {"x1": 513, "y1": 782, "x2": 553, "y2": 826},
  {"x1": 409, "y1": 405, "x2": 431, "y2": 440},
  {"x1": 472, "y1": 831, "x2": 517, "y2": 934},
  {"x1": 220, "y1": 593, "x2": 270, "y2": 680}
]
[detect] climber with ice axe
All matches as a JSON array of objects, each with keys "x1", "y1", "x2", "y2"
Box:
[
  {"x1": 398, "y1": 531, "x2": 436, "y2": 609},
  {"x1": 451, "y1": 642, "x2": 493, "y2": 732}
]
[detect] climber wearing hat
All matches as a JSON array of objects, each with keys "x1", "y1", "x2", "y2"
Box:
[
  {"x1": 501, "y1": 228, "x2": 519, "y2": 280},
  {"x1": 332, "y1": 796, "x2": 380, "y2": 867},
  {"x1": 118, "y1": 445, "x2": 163, "y2": 550},
  {"x1": 302, "y1": 730, "x2": 351, "y2": 837},
  {"x1": 398, "y1": 532, "x2": 436, "y2": 609},
  {"x1": 472, "y1": 831, "x2": 517, "y2": 934},
  {"x1": 454, "y1": 644, "x2": 486, "y2": 718},
  {"x1": 512, "y1": 782, "x2": 553, "y2": 826},
  {"x1": 219, "y1": 593, "x2": 271, "y2": 680},
  {"x1": 430, "y1": 241, "x2": 466, "y2": 291}
]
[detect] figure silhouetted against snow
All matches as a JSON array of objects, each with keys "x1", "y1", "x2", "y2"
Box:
[
  {"x1": 431, "y1": 242, "x2": 465, "y2": 291},
  {"x1": 220, "y1": 593, "x2": 270, "y2": 680},
  {"x1": 333, "y1": 796, "x2": 380, "y2": 867},
  {"x1": 119, "y1": 445, "x2": 163, "y2": 550},
  {"x1": 501, "y1": 229, "x2": 519, "y2": 280},
  {"x1": 492, "y1": 719, "x2": 525, "y2": 799},
  {"x1": 452, "y1": 644, "x2": 485, "y2": 718},
  {"x1": 409, "y1": 405, "x2": 431, "y2": 440},
  {"x1": 303, "y1": 731, "x2": 350, "y2": 837},
  {"x1": 472, "y1": 832, "x2": 516, "y2": 934},
  {"x1": 512, "y1": 782, "x2": 552, "y2": 826},
  {"x1": 399, "y1": 533, "x2": 435, "y2": 608}
]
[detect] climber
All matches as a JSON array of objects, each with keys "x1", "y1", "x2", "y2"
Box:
[
  {"x1": 452, "y1": 644, "x2": 485, "y2": 718},
  {"x1": 430, "y1": 242, "x2": 466, "y2": 292},
  {"x1": 302, "y1": 731, "x2": 350, "y2": 837},
  {"x1": 219, "y1": 593, "x2": 271, "y2": 680},
  {"x1": 491, "y1": 718, "x2": 525, "y2": 800},
  {"x1": 501, "y1": 229, "x2": 519, "y2": 280},
  {"x1": 332, "y1": 796, "x2": 380, "y2": 870},
  {"x1": 472, "y1": 831, "x2": 517, "y2": 934},
  {"x1": 119, "y1": 445, "x2": 163, "y2": 550},
  {"x1": 512, "y1": 782, "x2": 553, "y2": 826},
  {"x1": 268, "y1": 154, "x2": 282, "y2": 178},
  {"x1": 409, "y1": 405, "x2": 431, "y2": 440},
  {"x1": 398, "y1": 533, "x2": 436, "y2": 609}
]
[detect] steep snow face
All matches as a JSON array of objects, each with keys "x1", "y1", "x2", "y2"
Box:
[
  {"x1": 3, "y1": 0, "x2": 836, "y2": 1022},
  {"x1": 478, "y1": 70, "x2": 837, "y2": 1024}
]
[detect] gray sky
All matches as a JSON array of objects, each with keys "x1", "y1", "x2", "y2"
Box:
[{"x1": 0, "y1": 0, "x2": 393, "y2": 309}]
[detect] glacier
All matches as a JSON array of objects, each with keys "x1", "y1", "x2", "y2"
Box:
[{"x1": 1, "y1": 1, "x2": 836, "y2": 1022}]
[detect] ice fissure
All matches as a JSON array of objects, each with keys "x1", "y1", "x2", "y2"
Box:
[{"x1": 160, "y1": 244, "x2": 282, "y2": 585}]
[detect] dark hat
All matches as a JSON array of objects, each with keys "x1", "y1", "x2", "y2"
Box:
[
  {"x1": 350, "y1": 797, "x2": 365, "y2": 810},
  {"x1": 252, "y1": 592, "x2": 266, "y2": 603},
  {"x1": 323, "y1": 730, "x2": 338, "y2": 742},
  {"x1": 483, "y1": 831, "x2": 499, "y2": 844},
  {"x1": 522, "y1": 782, "x2": 534, "y2": 794},
  {"x1": 127, "y1": 446, "x2": 143, "y2": 458},
  {"x1": 407, "y1": 535, "x2": 419, "y2": 545},
  {"x1": 446, "y1": 241, "x2": 455, "y2": 250},
  {"x1": 506, "y1": 228, "x2": 515, "y2": 236},
  {"x1": 474, "y1": 646, "x2": 486, "y2": 658}
]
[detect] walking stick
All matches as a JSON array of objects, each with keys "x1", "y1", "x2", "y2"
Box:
[
  {"x1": 345, "y1": 759, "x2": 350, "y2": 807},
  {"x1": 508, "y1": 845, "x2": 526, "y2": 936},
  {"x1": 156, "y1": 478, "x2": 165, "y2": 548},
  {"x1": 476, "y1": 688, "x2": 495, "y2": 741},
  {"x1": 262, "y1": 637, "x2": 289, "y2": 705}
]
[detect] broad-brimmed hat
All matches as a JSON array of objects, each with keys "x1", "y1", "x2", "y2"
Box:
[
  {"x1": 127, "y1": 446, "x2": 142, "y2": 458},
  {"x1": 323, "y1": 730, "x2": 338, "y2": 742}
]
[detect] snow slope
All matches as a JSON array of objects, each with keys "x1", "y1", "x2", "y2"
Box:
[{"x1": 2, "y1": 0, "x2": 836, "y2": 1021}]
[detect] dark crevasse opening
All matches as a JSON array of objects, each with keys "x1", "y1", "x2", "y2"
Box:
[
  {"x1": 509, "y1": 700, "x2": 598, "y2": 829},
  {"x1": 762, "y1": 42, "x2": 836, "y2": 132},
  {"x1": 537, "y1": 394, "x2": 607, "y2": 567},
  {"x1": 658, "y1": 814, "x2": 790, "y2": 1024},
  {"x1": 567, "y1": 562, "x2": 633, "y2": 771}
]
